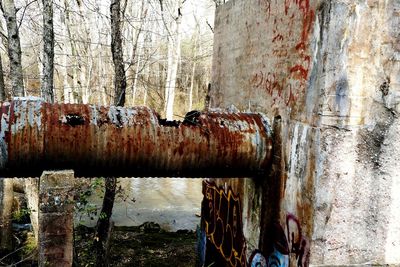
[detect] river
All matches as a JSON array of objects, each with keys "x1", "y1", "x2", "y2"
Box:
[{"x1": 76, "y1": 178, "x2": 203, "y2": 232}]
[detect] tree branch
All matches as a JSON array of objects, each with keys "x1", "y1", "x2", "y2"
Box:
[
  {"x1": 206, "y1": 20, "x2": 214, "y2": 33},
  {"x1": 17, "y1": 0, "x2": 38, "y2": 31},
  {"x1": 158, "y1": 0, "x2": 163, "y2": 11}
]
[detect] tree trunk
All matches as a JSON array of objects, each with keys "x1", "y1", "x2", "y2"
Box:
[
  {"x1": 0, "y1": 54, "x2": 6, "y2": 101},
  {"x1": 0, "y1": 0, "x2": 24, "y2": 254},
  {"x1": 143, "y1": 57, "x2": 150, "y2": 105},
  {"x1": 63, "y1": 49, "x2": 71, "y2": 103},
  {"x1": 60, "y1": 4, "x2": 70, "y2": 103},
  {"x1": 130, "y1": 0, "x2": 147, "y2": 106},
  {"x1": 98, "y1": 51, "x2": 107, "y2": 105},
  {"x1": 1, "y1": 0, "x2": 25, "y2": 97},
  {"x1": 188, "y1": 63, "x2": 196, "y2": 111},
  {"x1": 110, "y1": 0, "x2": 126, "y2": 107},
  {"x1": 41, "y1": 0, "x2": 54, "y2": 102},
  {"x1": 132, "y1": 43, "x2": 142, "y2": 105},
  {"x1": 63, "y1": 0, "x2": 79, "y2": 104},
  {"x1": 94, "y1": 1, "x2": 127, "y2": 266},
  {"x1": 94, "y1": 178, "x2": 117, "y2": 267},
  {"x1": 77, "y1": 3, "x2": 92, "y2": 104},
  {"x1": 83, "y1": 56, "x2": 93, "y2": 104},
  {"x1": 164, "y1": 0, "x2": 182, "y2": 120},
  {"x1": 188, "y1": 16, "x2": 200, "y2": 111}
]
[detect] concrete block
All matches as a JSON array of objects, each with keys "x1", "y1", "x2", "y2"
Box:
[{"x1": 38, "y1": 170, "x2": 74, "y2": 267}]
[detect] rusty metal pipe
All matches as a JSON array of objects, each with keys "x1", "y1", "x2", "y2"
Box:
[{"x1": 0, "y1": 99, "x2": 273, "y2": 178}]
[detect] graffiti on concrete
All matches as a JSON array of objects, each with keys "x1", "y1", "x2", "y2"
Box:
[
  {"x1": 285, "y1": 214, "x2": 309, "y2": 267},
  {"x1": 268, "y1": 248, "x2": 290, "y2": 267},
  {"x1": 249, "y1": 248, "x2": 289, "y2": 267},
  {"x1": 249, "y1": 214, "x2": 309, "y2": 267},
  {"x1": 250, "y1": 71, "x2": 296, "y2": 106},
  {"x1": 251, "y1": 0, "x2": 314, "y2": 106},
  {"x1": 201, "y1": 181, "x2": 247, "y2": 267},
  {"x1": 249, "y1": 250, "x2": 267, "y2": 267},
  {"x1": 259, "y1": 0, "x2": 271, "y2": 19}
]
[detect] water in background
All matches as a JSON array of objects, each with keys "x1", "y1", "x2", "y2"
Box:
[{"x1": 77, "y1": 178, "x2": 203, "y2": 232}]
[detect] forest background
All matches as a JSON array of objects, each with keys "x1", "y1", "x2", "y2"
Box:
[
  {"x1": 0, "y1": 0, "x2": 221, "y2": 265},
  {"x1": 0, "y1": 0, "x2": 217, "y2": 119}
]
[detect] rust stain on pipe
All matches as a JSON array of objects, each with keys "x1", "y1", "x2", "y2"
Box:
[{"x1": 0, "y1": 98, "x2": 273, "y2": 178}]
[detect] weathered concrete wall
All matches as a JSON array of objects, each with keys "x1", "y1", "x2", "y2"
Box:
[
  {"x1": 311, "y1": 1, "x2": 400, "y2": 264},
  {"x1": 202, "y1": 0, "x2": 400, "y2": 266}
]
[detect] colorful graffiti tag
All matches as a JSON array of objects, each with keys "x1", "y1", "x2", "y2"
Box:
[
  {"x1": 249, "y1": 250, "x2": 268, "y2": 267},
  {"x1": 201, "y1": 181, "x2": 247, "y2": 267},
  {"x1": 249, "y1": 214, "x2": 309, "y2": 267},
  {"x1": 200, "y1": 180, "x2": 309, "y2": 267},
  {"x1": 286, "y1": 214, "x2": 310, "y2": 267},
  {"x1": 251, "y1": 0, "x2": 315, "y2": 106}
]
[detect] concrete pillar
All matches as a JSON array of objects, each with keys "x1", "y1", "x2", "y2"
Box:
[
  {"x1": 0, "y1": 179, "x2": 13, "y2": 252},
  {"x1": 25, "y1": 178, "x2": 39, "y2": 241},
  {"x1": 38, "y1": 170, "x2": 74, "y2": 267},
  {"x1": 205, "y1": 0, "x2": 400, "y2": 266}
]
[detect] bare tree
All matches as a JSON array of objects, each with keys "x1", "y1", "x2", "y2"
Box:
[
  {"x1": 41, "y1": 0, "x2": 54, "y2": 102},
  {"x1": 162, "y1": 0, "x2": 183, "y2": 120},
  {"x1": 0, "y1": 57, "x2": 12, "y2": 253},
  {"x1": 0, "y1": 0, "x2": 24, "y2": 255},
  {"x1": 1, "y1": 0, "x2": 25, "y2": 96},
  {"x1": 129, "y1": 0, "x2": 147, "y2": 106},
  {"x1": 94, "y1": 175, "x2": 117, "y2": 267},
  {"x1": 110, "y1": 0, "x2": 126, "y2": 107},
  {"x1": 188, "y1": 13, "x2": 200, "y2": 111},
  {"x1": 94, "y1": 1, "x2": 127, "y2": 266}
]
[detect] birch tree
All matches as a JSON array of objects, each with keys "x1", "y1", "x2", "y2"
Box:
[
  {"x1": 1, "y1": 0, "x2": 24, "y2": 96},
  {"x1": 162, "y1": 0, "x2": 183, "y2": 120},
  {"x1": 41, "y1": 0, "x2": 54, "y2": 102},
  {"x1": 0, "y1": 0, "x2": 24, "y2": 254},
  {"x1": 0, "y1": 55, "x2": 12, "y2": 252},
  {"x1": 188, "y1": 14, "x2": 200, "y2": 111}
]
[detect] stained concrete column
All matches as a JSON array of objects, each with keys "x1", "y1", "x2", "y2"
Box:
[
  {"x1": 208, "y1": 0, "x2": 399, "y2": 266},
  {"x1": 38, "y1": 170, "x2": 74, "y2": 267},
  {"x1": 0, "y1": 179, "x2": 13, "y2": 253},
  {"x1": 24, "y1": 178, "x2": 39, "y2": 241}
]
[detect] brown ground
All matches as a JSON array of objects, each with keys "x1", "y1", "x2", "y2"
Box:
[{"x1": 74, "y1": 225, "x2": 198, "y2": 267}]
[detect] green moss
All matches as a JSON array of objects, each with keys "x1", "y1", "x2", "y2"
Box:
[
  {"x1": 22, "y1": 233, "x2": 37, "y2": 254},
  {"x1": 12, "y1": 207, "x2": 31, "y2": 223}
]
